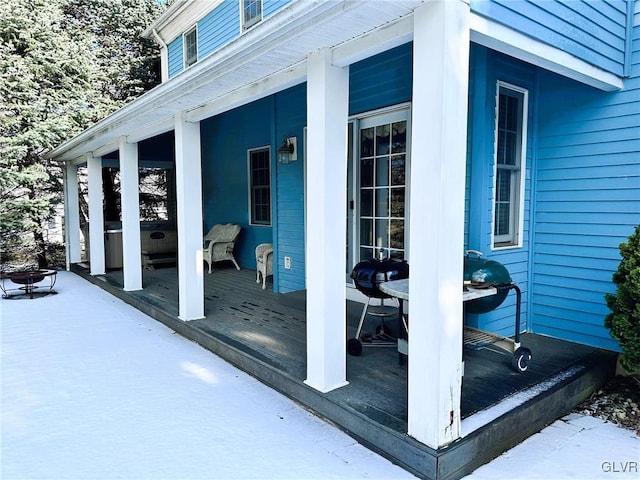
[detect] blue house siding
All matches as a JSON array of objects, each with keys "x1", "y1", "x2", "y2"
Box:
[
  {"x1": 465, "y1": 46, "x2": 536, "y2": 336},
  {"x1": 200, "y1": 97, "x2": 274, "y2": 271},
  {"x1": 167, "y1": 0, "x2": 292, "y2": 79},
  {"x1": 199, "y1": 85, "x2": 306, "y2": 293},
  {"x1": 470, "y1": 0, "x2": 628, "y2": 77},
  {"x1": 198, "y1": 44, "x2": 414, "y2": 293},
  {"x1": 198, "y1": 0, "x2": 240, "y2": 62},
  {"x1": 531, "y1": 23, "x2": 640, "y2": 352},
  {"x1": 167, "y1": 36, "x2": 183, "y2": 78},
  {"x1": 273, "y1": 84, "x2": 307, "y2": 293},
  {"x1": 349, "y1": 42, "x2": 413, "y2": 116},
  {"x1": 270, "y1": 45, "x2": 414, "y2": 293},
  {"x1": 263, "y1": 0, "x2": 289, "y2": 18}
]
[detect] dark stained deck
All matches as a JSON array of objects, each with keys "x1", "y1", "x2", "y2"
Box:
[{"x1": 71, "y1": 264, "x2": 616, "y2": 480}]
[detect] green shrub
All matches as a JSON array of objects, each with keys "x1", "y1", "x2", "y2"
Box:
[{"x1": 605, "y1": 225, "x2": 640, "y2": 373}]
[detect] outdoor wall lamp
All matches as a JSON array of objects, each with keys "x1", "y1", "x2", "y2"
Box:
[{"x1": 277, "y1": 137, "x2": 297, "y2": 164}]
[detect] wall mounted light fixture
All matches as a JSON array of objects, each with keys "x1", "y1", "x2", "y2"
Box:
[{"x1": 277, "y1": 137, "x2": 297, "y2": 164}]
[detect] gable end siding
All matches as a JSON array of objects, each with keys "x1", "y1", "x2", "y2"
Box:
[{"x1": 471, "y1": 0, "x2": 628, "y2": 77}]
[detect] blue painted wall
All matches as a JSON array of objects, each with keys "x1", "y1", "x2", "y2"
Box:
[
  {"x1": 198, "y1": 0, "x2": 239, "y2": 62},
  {"x1": 200, "y1": 96, "x2": 275, "y2": 274},
  {"x1": 470, "y1": 0, "x2": 628, "y2": 77},
  {"x1": 466, "y1": 8, "x2": 639, "y2": 350},
  {"x1": 167, "y1": 36, "x2": 183, "y2": 78},
  {"x1": 273, "y1": 85, "x2": 307, "y2": 293},
  {"x1": 168, "y1": 0, "x2": 291, "y2": 79},
  {"x1": 195, "y1": 4, "x2": 637, "y2": 350},
  {"x1": 199, "y1": 44, "x2": 413, "y2": 293},
  {"x1": 466, "y1": 45, "x2": 536, "y2": 336},
  {"x1": 530, "y1": 11, "x2": 640, "y2": 350},
  {"x1": 349, "y1": 42, "x2": 413, "y2": 115}
]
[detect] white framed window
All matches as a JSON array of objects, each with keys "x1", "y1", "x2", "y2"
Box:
[
  {"x1": 183, "y1": 26, "x2": 197, "y2": 68},
  {"x1": 248, "y1": 146, "x2": 271, "y2": 225},
  {"x1": 241, "y1": 0, "x2": 262, "y2": 31},
  {"x1": 492, "y1": 81, "x2": 528, "y2": 249}
]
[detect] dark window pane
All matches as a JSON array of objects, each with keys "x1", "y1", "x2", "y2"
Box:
[
  {"x1": 390, "y1": 155, "x2": 405, "y2": 186},
  {"x1": 250, "y1": 148, "x2": 271, "y2": 225},
  {"x1": 389, "y1": 249, "x2": 404, "y2": 260},
  {"x1": 390, "y1": 220, "x2": 404, "y2": 249},
  {"x1": 391, "y1": 188, "x2": 404, "y2": 217},
  {"x1": 360, "y1": 158, "x2": 373, "y2": 187},
  {"x1": 360, "y1": 247, "x2": 374, "y2": 261},
  {"x1": 496, "y1": 170, "x2": 511, "y2": 202},
  {"x1": 494, "y1": 203, "x2": 510, "y2": 236},
  {"x1": 376, "y1": 157, "x2": 389, "y2": 187},
  {"x1": 375, "y1": 124, "x2": 390, "y2": 156},
  {"x1": 360, "y1": 219, "x2": 373, "y2": 245},
  {"x1": 361, "y1": 127, "x2": 374, "y2": 157},
  {"x1": 375, "y1": 188, "x2": 389, "y2": 218},
  {"x1": 360, "y1": 189, "x2": 373, "y2": 217},
  {"x1": 375, "y1": 218, "x2": 389, "y2": 248},
  {"x1": 391, "y1": 121, "x2": 406, "y2": 153}
]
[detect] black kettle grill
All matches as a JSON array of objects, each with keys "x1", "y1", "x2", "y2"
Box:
[{"x1": 348, "y1": 258, "x2": 409, "y2": 356}]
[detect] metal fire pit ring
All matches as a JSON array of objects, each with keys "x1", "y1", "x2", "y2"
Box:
[{"x1": 0, "y1": 269, "x2": 57, "y2": 299}]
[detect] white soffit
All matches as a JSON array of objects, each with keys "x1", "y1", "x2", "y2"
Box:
[
  {"x1": 470, "y1": 13, "x2": 623, "y2": 92},
  {"x1": 49, "y1": 0, "x2": 423, "y2": 162}
]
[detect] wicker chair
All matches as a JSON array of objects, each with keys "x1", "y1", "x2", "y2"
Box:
[
  {"x1": 255, "y1": 243, "x2": 274, "y2": 289},
  {"x1": 203, "y1": 224, "x2": 241, "y2": 273}
]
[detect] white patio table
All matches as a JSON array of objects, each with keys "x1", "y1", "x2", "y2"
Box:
[
  {"x1": 379, "y1": 279, "x2": 497, "y2": 360},
  {"x1": 379, "y1": 279, "x2": 532, "y2": 372}
]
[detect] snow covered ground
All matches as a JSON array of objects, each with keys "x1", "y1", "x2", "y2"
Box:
[{"x1": 2, "y1": 271, "x2": 638, "y2": 480}]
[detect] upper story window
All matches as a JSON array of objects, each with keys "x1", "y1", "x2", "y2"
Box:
[
  {"x1": 492, "y1": 82, "x2": 528, "y2": 249},
  {"x1": 241, "y1": 0, "x2": 262, "y2": 31},
  {"x1": 249, "y1": 147, "x2": 271, "y2": 225},
  {"x1": 183, "y1": 26, "x2": 197, "y2": 68}
]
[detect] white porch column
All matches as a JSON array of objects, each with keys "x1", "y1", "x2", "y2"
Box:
[
  {"x1": 63, "y1": 162, "x2": 81, "y2": 268},
  {"x1": 407, "y1": 0, "x2": 470, "y2": 448},
  {"x1": 304, "y1": 48, "x2": 350, "y2": 393},
  {"x1": 174, "y1": 111, "x2": 204, "y2": 320},
  {"x1": 86, "y1": 153, "x2": 105, "y2": 275},
  {"x1": 119, "y1": 138, "x2": 143, "y2": 291}
]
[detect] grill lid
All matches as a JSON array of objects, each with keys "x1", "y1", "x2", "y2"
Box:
[
  {"x1": 351, "y1": 258, "x2": 409, "y2": 299},
  {"x1": 464, "y1": 250, "x2": 512, "y2": 314}
]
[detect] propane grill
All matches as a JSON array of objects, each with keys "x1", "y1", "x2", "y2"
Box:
[{"x1": 348, "y1": 258, "x2": 409, "y2": 356}]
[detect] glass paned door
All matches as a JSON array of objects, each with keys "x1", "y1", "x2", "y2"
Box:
[{"x1": 352, "y1": 109, "x2": 409, "y2": 265}]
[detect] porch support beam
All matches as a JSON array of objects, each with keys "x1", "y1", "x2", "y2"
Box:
[
  {"x1": 119, "y1": 138, "x2": 143, "y2": 291},
  {"x1": 86, "y1": 153, "x2": 105, "y2": 275},
  {"x1": 407, "y1": 0, "x2": 470, "y2": 449},
  {"x1": 63, "y1": 162, "x2": 81, "y2": 268},
  {"x1": 304, "y1": 48, "x2": 350, "y2": 393},
  {"x1": 174, "y1": 111, "x2": 204, "y2": 321}
]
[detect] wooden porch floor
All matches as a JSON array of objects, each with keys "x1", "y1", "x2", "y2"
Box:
[{"x1": 72, "y1": 264, "x2": 616, "y2": 480}]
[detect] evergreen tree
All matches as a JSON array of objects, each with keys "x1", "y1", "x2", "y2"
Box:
[{"x1": 0, "y1": 0, "x2": 164, "y2": 268}]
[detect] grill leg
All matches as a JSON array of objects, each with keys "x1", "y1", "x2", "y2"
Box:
[{"x1": 354, "y1": 297, "x2": 372, "y2": 340}]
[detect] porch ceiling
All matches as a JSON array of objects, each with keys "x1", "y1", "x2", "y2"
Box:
[{"x1": 48, "y1": 0, "x2": 424, "y2": 162}]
